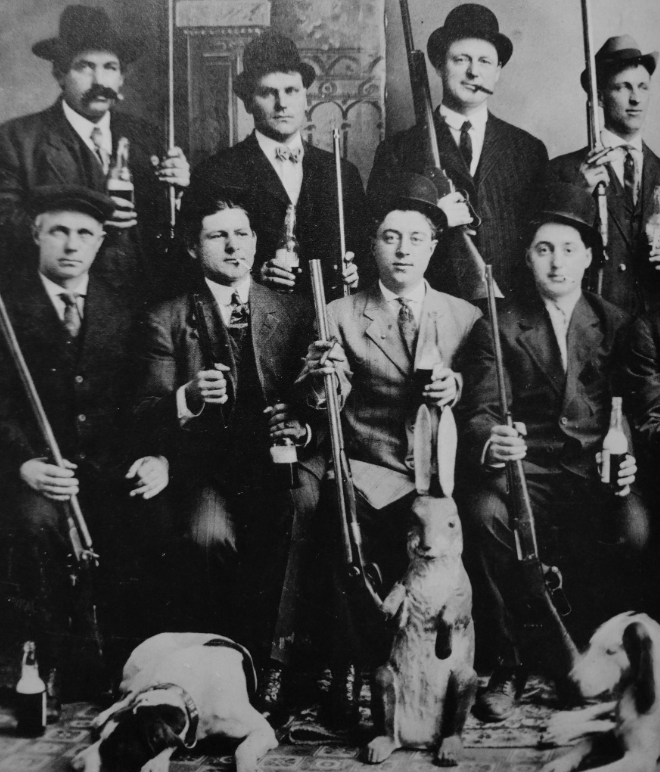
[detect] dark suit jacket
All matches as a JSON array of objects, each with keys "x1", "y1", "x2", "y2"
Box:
[
  {"x1": 626, "y1": 310, "x2": 660, "y2": 454},
  {"x1": 0, "y1": 272, "x2": 137, "y2": 481},
  {"x1": 459, "y1": 291, "x2": 630, "y2": 478},
  {"x1": 190, "y1": 132, "x2": 371, "y2": 300},
  {"x1": 0, "y1": 100, "x2": 170, "y2": 294},
  {"x1": 368, "y1": 112, "x2": 548, "y2": 299},
  {"x1": 549, "y1": 144, "x2": 660, "y2": 314},
  {"x1": 133, "y1": 277, "x2": 324, "y2": 483}
]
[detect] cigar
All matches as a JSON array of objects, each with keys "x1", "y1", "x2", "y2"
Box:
[{"x1": 474, "y1": 84, "x2": 494, "y2": 95}]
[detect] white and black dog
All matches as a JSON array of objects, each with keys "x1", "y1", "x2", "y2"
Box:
[{"x1": 72, "y1": 633, "x2": 277, "y2": 772}]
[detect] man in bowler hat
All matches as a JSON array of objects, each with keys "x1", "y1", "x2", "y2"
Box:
[
  {"x1": 550, "y1": 36, "x2": 660, "y2": 314},
  {"x1": 0, "y1": 5, "x2": 190, "y2": 299},
  {"x1": 190, "y1": 32, "x2": 369, "y2": 301},
  {"x1": 368, "y1": 3, "x2": 548, "y2": 300}
]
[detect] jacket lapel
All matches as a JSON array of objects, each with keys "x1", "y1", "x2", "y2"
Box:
[
  {"x1": 476, "y1": 115, "x2": 509, "y2": 186},
  {"x1": 563, "y1": 295, "x2": 602, "y2": 412},
  {"x1": 244, "y1": 132, "x2": 291, "y2": 204},
  {"x1": 516, "y1": 300, "x2": 565, "y2": 397},
  {"x1": 250, "y1": 282, "x2": 279, "y2": 350},
  {"x1": 606, "y1": 161, "x2": 636, "y2": 250},
  {"x1": 640, "y1": 143, "x2": 660, "y2": 217},
  {"x1": 433, "y1": 110, "x2": 476, "y2": 199},
  {"x1": 363, "y1": 285, "x2": 411, "y2": 376}
]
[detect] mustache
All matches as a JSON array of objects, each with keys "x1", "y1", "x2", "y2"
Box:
[{"x1": 81, "y1": 85, "x2": 119, "y2": 104}]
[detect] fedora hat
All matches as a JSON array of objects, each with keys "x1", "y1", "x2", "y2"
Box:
[
  {"x1": 427, "y1": 3, "x2": 513, "y2": 70},
  {"x1": 370, "y1": 173, "x2": 446, "y2": 228},
  {"x1": 580, "y1": 35, "x2": 658, "y2": 91},
  {"x1": 30, "y1": 185, "x2": 115, "y2": 223},
  {"x1": 234, "y1": 32, "x2": 316, "y2": 103},
  {"x1": 529, "y1": 183, "x2": 601, "y2": 252},
  {"x1": 32, "y1": 5, "x2": 144, "y2": 66}
]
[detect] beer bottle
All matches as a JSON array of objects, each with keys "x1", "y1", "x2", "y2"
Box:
[
  {"x1": 414, "y1": 314, "x2": 443, "y2": 393},
  {"x1": 646, "y1": 185, "x2": 660, "y2": 253},
  {"x1": 601, "y1": 396, "x2": 628, "y2": 488},
  {"x1": 15, "y1": 641, "x2": 46, "y2": 736},
  {"x1": 107, "y1": 137, "x2": 134, "y2": 205},
  {"x1": 275, "y1": 204, "x2": 300, "y2": 281}
]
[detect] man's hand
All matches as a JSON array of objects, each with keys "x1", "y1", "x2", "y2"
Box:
[
  {"x1": 126, "y1": 455, "x2": 169, "y2": 499},
  {"x1": 260, "y1": 257, "x2": 298, "y2": 292},
  {"x1": 298, "y1": 339, "x2": 346, "y2": 383},
  {"x1": 185, "y1": 363, "x2": 230, "y2": 413},
  {"x1": 265, "y1": 403, "x2": 307, "y2": 444},
  {"x1": 20, "y1": 458, "x2": 79, "y2": 502},
  {"x1": 424, "y1": 365, "x2": 458, "y2": 407},
  {"x1": 106, "y1": 196, "x2": 138, "y2": 229},
  {"x1": 151, "y1": 147, "x2": 190, "y2": 188},
  {"x1": 486, "y1": 422, "x2": 527, "y2": 465},
  {"x1": 648, "y1": 243, "x2": 660, "y2": 271},
  {"x1": 437, "y1": 191, "x2": 473, "y2": 228},
  {"x1": 342, "y1": 252, "x2": 359, "y2": 289},
  {"x1": 577, "y1": 146, "x2": 617, "y2": 194},
  {"x1": 596, "y1": 451, "x2": 636, "y2": 497}
]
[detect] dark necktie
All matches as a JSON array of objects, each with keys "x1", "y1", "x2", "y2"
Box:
[
  {"x1": 91, "y1": 126, "x2": 109, "y2": 174},
  {"x1": 623, "y1": 147, "x2": 637, "y2": 206},
  {"x1": 229, "y1": 291, "x2": 249, "y2": 342},
  {"x1": 397, "y1": 297, "x2": 417, "y2": 358},
  {"x1": 60, "y1": 293, "x2": 82, "y2": 339},
  {"x1": 459, "y1": 120, "x2": 473, "y2": 171}
]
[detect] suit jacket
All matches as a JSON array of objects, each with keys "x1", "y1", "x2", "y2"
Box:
[
  {"x1": 0, "y1": 100, "x2": 170, "y2": 295},
  {"x1": 625, "y1": 310, "x2": 660, "y2": 454},
  {"x1": 190, "y1": 132, "x2": 371, "y2": 300},
  {"x1": 133, "y1": 277, "x2": 324, "y2": 483},
  {"x1": 459, "y1": 291, "x2": 631, "y2": 478},
  {"x1": 316, "y1": 282, "x2": 481, "y2": 502},
  {"x1": 368, "y1": 112, "x2": 548, "y2": 299},
  {"x1": 549, "y1": 144, "x2": 660, "y2": 315},
  {"x1": 0, "y1": 272, "x2": 137, "y2": 481}
]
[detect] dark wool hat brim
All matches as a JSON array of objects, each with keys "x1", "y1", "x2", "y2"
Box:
[
  {"x1": 233, "y1": 62, "x2": 316, "y2": 102},
  {"x1": 427, "y1": 27, "x2": 513, "y2": 69},
  {"x1": 32, "y1": 36, "x2": 143, "y2": 64},
  {"x1": 30, "y1": 185, "x2": 115, "y2": 222}
]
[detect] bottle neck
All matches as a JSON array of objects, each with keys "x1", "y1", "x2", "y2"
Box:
[{"x1": 609, "y1": 401, "x2": 623, "y2": 432}]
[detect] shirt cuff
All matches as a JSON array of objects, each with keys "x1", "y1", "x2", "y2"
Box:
[
  {"x1": 481, "y1": 438, "x2": 505, "y2": 469},
  {"x1": 177, "y1": 384, "x2": 204, "y2": 426}
]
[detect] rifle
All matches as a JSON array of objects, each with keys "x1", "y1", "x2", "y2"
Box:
[
  {"x1": 399, "y1": 0, "x2": 502, "y2": 301},
  {"x1": 0, "y1": 287, "x2": 104, "y2": 664},
  {"x1": 333, "y1": 129, "x2": 351, "y2": 299},
  {"x1": 581, "y1": 0, "x2": 609, "y2": 294},
  {"x1": 484, "y1": 265, "x2": 579, "y2": 675}
]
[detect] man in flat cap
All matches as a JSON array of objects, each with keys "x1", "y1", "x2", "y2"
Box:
[
  {"x1": 550, "y1": 36, "x2": 660, "y2": 314},
  {"x1": 368, "y1": 3, "x2": 548, "y2": 301},
  {"x1": 190, "y1": 31, "x2": 369, "y2": 301},
  {"x1": 0, "y1": 5, "x2": 190, "y2": 301},
  {"x1": 0, "y1": 185, "x2": 173, "y2": 714}
]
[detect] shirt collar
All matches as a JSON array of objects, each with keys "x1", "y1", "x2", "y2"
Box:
[
  {"x1": 440, "y1": 103, "x2": 488, "y2": 132},
  {"x1": 379, "y1": 279, "x2": 427, "y2": 306},
  {"x1": 542, "y1": 290, "x2": 582, "y2": 322},
  {"x1": 39, "y1": 271, "x2": 89, "y2": 301},
  {"x1": 255, "y1": 129, "x2": 304, "y2": 160},
  {"x1": 205, "y1": 274, "x2": 251, "y2": 307},
  {"x1": 62, "y1": 99, "x2": 112, "y2": 146},
  {"x1": 601, "y1": 127, "x2": 643, "y2": 154}
]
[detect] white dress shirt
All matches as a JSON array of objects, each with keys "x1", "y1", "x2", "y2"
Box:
[
  {"x1": 379, "y1": 279, "x2": 426, "y2": 326},
  {"x1": 439, "y1": 103, "x2": 488, "y2": 177},
  {"x1": 62, "y1": 100, "x2": 112, "y2": 162},
  {"x1": 543, "y1": 293, "x2": 581, "y2": 373},
  {"x1": 601, "y1": 128, "x2": 643, "y2": 196},
  {"x1": 255, "y1": 129, "x2": 304, "y2": 204},
  {"x1": 39, "y1": 272, "x2": 88, "y2": 321}
]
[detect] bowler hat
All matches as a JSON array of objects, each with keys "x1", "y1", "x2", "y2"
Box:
[
  {"x1": 530, "y1": 183, "x2": 601, "y2": 252},
  {"x1": 427, "y1": 4, "x2": 513, "y2": 70},
  {"x1": 234, "y1": 32, "x2": 316, "y2": 103},
  {"x1": 370, "y1": 173, "x2": 446, "y2": 228},
  {"x1": 30, "y1": 185, "x2": 115, "y2": 223},
  {"x1": 580, "y1": 35, "x2": 658, "y2": 92},
  {"x1": 32, "y1": 5, "x2": 144, "y2": 65}
]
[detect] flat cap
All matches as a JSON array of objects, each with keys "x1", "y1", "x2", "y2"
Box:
[{"x1": 30, "y1": 185, "x2": 115, "y2": 222}]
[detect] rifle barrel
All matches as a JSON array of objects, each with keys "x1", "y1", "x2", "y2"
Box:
[
  {"x1": 167, "y1": 0, "x2": 177, "y2": 232},
  {"x1": 332, "y1": 129, "x2": 350, "y2": 298}
]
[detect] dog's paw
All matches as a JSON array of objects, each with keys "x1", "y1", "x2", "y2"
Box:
[
  {"x1": 140, "y1": 747, "x2": 175, "y2": 772},
  {"x1": 71, "y1": 742, "x2": 102, "y2": 772},
  {"x1": 436, "y1": 735, "x2": 464, "y2": 766},
  {"x1": 364, "y1": 736, "x2": 398, "y2": 764}
]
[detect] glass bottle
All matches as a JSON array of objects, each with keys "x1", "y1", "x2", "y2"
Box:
[
  {"x1": 414, "y1": 313, "x2": 444, "y2": 393},
  {"x1": 15, "y1": 641, "x2": 46, "y2": 736},
  {"x1": 106, "y1": 137, "x2": 134, "y2": 204},
  {"x1": 646, "y1": 185, "x2": 660, "y2": 253},
  {"x1": 275, "y1": 204, "x2": 300, "y2": 279},
  {"x1": 601, "y1": 396, "x2": 628, "y2": 488}
]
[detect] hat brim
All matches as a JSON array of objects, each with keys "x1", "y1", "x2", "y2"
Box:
[
  {"x1": 32, "y1": 36, "x2": 144, "y2": 65},
  {"x1": 30, "y1": 185, "x2": 115, "y2": 222},
  {"x1": 371, "y1": 195, "x2": 446, "y2": 230},
  {"x1": 234, "y1": 62, "x2": 316, "y2": 102},
  {"x1": 531, "y1": 211, "x2": 602, "y2": 253},
  {"x1": 580, "y1": 51, "x2": 658, "y2": 91},
  {"x1": 427, "y1": 27, "x2": 513, "y2": 69}
]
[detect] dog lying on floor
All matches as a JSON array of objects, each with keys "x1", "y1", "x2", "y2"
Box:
[
  {"x1": 71, "y1": 632, "x2": 277, "y2": 772},
  {"x1": 542, "y1": 612, "x2": 660, "y2": 772}
]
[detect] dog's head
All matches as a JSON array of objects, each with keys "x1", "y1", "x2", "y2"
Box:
[{"x1": 407, "y1": 495, "x2": 463, "y2": 562}]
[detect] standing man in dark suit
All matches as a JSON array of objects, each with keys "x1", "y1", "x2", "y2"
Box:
[
  {"x1": 550, "y1": 36, "x2": 660, "y2": 315},
  {"x1": 458, "y1": 184, "x2": 650, "y2": 721},
  {"x1": 133, "y1": 186, "x2": 324, "y2": 717},
  {"x1": 368, "y1": 3, "x2": 548, "y2": 300},
  {"x1": 0, "y1": 186, "x2": 172, "y2": 715},
  {"x1": 190, "y1": 32, "x2": 368, "y2": 300},
  {"x1": 0, "y1": 5, "x2": 190, "y2": 299}
]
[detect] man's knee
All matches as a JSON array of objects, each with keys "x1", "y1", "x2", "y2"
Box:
[
  {"x1": 459, "y1": 475, "x2": 511, "y2": 542},
  {"x1": 14, "y1": 487, "x2": 62, "y2": 540},
  {"x1": 617, "y1": 493, "x2": 651, "y2": 552},
  {"x1": 188, "y1": 485, "x2": 238, "y2": 560}
]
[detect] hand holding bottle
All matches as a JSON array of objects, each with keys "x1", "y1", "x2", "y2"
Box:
[{"x1": 106, "y1": 136, "x2": 137, "y2": 229}]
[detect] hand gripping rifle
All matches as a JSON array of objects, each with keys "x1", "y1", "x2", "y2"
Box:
[
  {"x1": 400, "y1": 0, "x2": 502, "y2": 301},
  {"x1": 0, "y1": 287, "x2": 104, "y2": 663},
  {"x1": 485, "y1": 266, "x2": 579, "y2": 676}
]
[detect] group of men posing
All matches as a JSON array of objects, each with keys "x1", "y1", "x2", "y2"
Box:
[{"x1": 1, "y1": 1, "x2": 660, "y2": 728}]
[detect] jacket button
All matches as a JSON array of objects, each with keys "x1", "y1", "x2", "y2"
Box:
[
  {"x1": 560, "y1": 416, "x2": 568, "y2": 425},
  {"x1": 75, "y1": 375, "x2": 83, "y2": 384},
  {"x1": 618, "y1": 263, "x2": 627, "y2": 272},
  {"x1": 78, "y1": 451, "x2": 86, "y2": 460},
  {"x1": 78, "y1": 414, "x2": 86, "y2": 422}
]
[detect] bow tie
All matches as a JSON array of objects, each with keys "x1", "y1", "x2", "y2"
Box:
[{"x1": 274, "y1": 145, "x2": 302, "y2": 163}]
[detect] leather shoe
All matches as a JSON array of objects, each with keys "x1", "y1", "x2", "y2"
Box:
[
  {"x1": 45, "y1": 669, "x2": 62, "y2": 724},
  {"x1": 474, "y1": 667, "x2": 526, "y2": 722}
]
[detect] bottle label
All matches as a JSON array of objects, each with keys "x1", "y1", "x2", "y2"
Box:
[
  {"x1": 270, "y1": 444, "x2": 298, "y2": 464},
  {"x1": 601, "y1": 450, "x2": 626, "y2": 485},
  {"x1": 275, "y1": 247, "x2": 300, "y2": 270},
  {"x1": 600, "y1": 448, "x2": 610, "y2": 483}
]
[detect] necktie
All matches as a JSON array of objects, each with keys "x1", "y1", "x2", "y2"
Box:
[
  {"x1": 274, "y1": 145, "x2": 302, "y2": 164},
  {"x1": 623, "y1": 147, "x2": 638, "y2": 206},
  {"x1": 90, "y1": 126, "x2": 110, "y2": 174},
  {"x1": 60, "y1": 293, "x2": 82, "y2": 339},
  {"x1": 459, "y1": 120, "x2": 473, "y2": 171},
  {"x1": 397, "y1": 297, "x2": 417, "y2": 358},
  {"x1": 229, "y1": 291, "x2": 249, "y2": 342}
]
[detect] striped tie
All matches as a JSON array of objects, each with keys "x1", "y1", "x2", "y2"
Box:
[{"x1": 60, "y1": 293, "x2": 82, "y2": 339}]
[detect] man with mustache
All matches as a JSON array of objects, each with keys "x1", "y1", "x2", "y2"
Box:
[
  {"x1": 0, "y1": 5, "x2": 190, "y2": 300},
  {"x1": 368, "y1": 3, "x2": 548, "y2": 300},
  {"x1": 550, "y1": 36, "x2": 660, "y2": 315}
]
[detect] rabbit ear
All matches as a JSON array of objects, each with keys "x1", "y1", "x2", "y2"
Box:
[
  {"x1": 414, "y1": 403, "x2": 433, "y2": 494},
  {"x1": 437, "y1": 406, "x2": 457, "y2": 497}
]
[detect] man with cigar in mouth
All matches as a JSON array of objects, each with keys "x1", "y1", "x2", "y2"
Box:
[
  {"x1": 0, "y1": 5, "x2": 190, "y2": 300},
  {"x1": 368, "y1": 3, "x2": 548, "y2": 300},
  {"x1": 550, "y1": 36, "x2": 660, "y2": 314}
]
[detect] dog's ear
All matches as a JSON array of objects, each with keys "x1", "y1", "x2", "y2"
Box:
[{"x1": 623, "y1": 621, "x2": 656, "y2": 715}]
